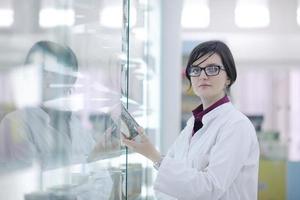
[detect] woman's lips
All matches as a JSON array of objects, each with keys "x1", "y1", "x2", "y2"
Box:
[{"x1": 199, "y1": 84, "x2": 211, "y2": 87}]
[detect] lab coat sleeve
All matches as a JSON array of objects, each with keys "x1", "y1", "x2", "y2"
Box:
[
  {"x1": 0, "y1": 114, "x2": 36, "y2": 170},
  {"x1": 166, "y1": 130, "x2": 185, "y2": 158},
  {"x1": 154, "y1": 120, "x2": 255, "y2": 200},
  {"x1": 166, "y1": 117, "x2": 194, "y2": 158}
]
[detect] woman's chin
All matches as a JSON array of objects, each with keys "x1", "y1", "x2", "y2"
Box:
[{"x1": 195, "y1": 89, "x2": 211, "y2": 98}]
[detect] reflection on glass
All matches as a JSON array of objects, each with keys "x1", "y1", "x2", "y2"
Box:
[
  {"x1": 0, "y1": 0, "x2": 157, "y2": 199},
  {"x1": 1, "y1": 41, "x2": 88, "y2": 170},
  {"x1": 0, "y1": 41, "x2": 116, "y2": 200}
]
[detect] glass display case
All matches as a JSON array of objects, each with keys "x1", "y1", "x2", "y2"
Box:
[{"x1": 0, "y1": 0, "x2": 160, "y2": 199}]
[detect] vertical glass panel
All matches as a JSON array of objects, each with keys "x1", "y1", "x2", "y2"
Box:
[
  {"x1": 0, "y1": 0, "x2": 125, "y2": 199},
  {"x1": 125, "y1": 0, "x2": 160, "y2": 199}
]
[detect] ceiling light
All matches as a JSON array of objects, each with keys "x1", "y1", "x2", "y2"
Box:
[
  {"x1": 181, "y1": 3, "x2": 210, "y2": 28},
  {"x1": 39, "y1": 8, "x2": 75, "y2": 28},
  {"x1": 235, "y1": 4, "x2": 270, "y2": 28},
  {"x1": 0, "y1": 9, "x2": 14, "y2": 27},
  {"x1": 100, "y1": 5, "x2": 136, "y2": 28}
]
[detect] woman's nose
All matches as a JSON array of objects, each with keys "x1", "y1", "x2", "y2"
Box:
[{"x1": 198, "y1": 70, "x2": 208, "y2": 79}]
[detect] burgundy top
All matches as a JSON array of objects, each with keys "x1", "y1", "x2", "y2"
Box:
[{"x1": 192, "y1": 95, "x2": 230, "y2": 136}]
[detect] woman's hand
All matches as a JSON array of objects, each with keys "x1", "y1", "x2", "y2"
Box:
[
  {"x1": 122, "y1": 127, "x2": 161, "y2": 163},
  {"x1": 88, "y1": 127, "x2": 120, "y2": 161}
]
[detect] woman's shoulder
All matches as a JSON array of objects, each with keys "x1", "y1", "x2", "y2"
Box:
[
  {"x1": 1, "y1": 107, "x2": 47, "y2": 126},
  {"x1": 1, "y1": 109, "x2": 26, "y2": 122},
  {"x1": 213, "y1": 105, "x2": 257, "y2": 147},
  {"x1": 223, "y1": 104, "x2": 255, "y2": 130}
]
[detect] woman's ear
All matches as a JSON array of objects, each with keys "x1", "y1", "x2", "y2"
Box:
[{"x1": 226, "y1": 79, "x2": 231, "y2": 86}]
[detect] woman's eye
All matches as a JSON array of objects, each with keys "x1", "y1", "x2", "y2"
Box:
[
  {"x1": 207, "y1": 66, "x2": 218, "y2": 72},
  {"x1": 193, "y1": 68, "x2": 199, "y2": 72},
  {"x1": 190, "y1": 67, "x2": 199, "y2": 73}
]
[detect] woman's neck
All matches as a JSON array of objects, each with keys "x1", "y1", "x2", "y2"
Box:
[{"x1": 201, "y1": 93, "x2": 226, "y2": 110}]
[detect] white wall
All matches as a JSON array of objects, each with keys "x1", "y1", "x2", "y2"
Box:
[{"x1": 160, "y1": 0, "x2": 183, "y2": 153}]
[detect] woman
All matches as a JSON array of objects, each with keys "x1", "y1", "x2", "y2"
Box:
[
  {"x1": 123, "y1": 40, "x2": 259, "y2": 200},
  {"x1": 0, "y1": 41, "x2": 96, "y2": 170}
]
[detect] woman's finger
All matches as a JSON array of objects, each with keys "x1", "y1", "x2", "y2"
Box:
[
  {"x1": 122, "y1": 138, "x2": 137, "y2": 149},
  {"x1": 104, "y1": 127, "x2": 112, "y2": 137},
  {"x1": 137, "y1": 126, "x2": 144, "y2": 134},
  {"x1": 137, "y1": 127, "x2": 147, "y2": 138},
  {"x1": 120, "y1": 132, "x2": 130, "y2": 140}
]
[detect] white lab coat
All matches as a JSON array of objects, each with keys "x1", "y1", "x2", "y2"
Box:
[
  {"x1": 154, "y1": 102, "x2": 259, "y2": 200},
  {"x1": 0, "y1": 107, "x2": 95, "y2": 170},
  {"x1": 0, "y1": 107, "x2": 114, "y2": 200}
]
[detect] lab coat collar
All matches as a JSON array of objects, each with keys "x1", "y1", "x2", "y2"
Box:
[
  {"x1": 201, "y1": 102, "x2": 233, "y2": 125},
  {"x1": 188, "y1": 102, "x2": 234, "y2": 144},
  {"x1": 23, "y1": 107, "x2": 51, "y2": 124}
]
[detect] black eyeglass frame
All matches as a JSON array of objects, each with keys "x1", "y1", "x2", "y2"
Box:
[{"x1": 187, "y1": 64, "x2": 225, "y2": 77}]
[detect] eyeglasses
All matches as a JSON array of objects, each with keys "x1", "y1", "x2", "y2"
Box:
[{"x1": 187, "y1": 64, "x2": 225, "y2": 77}]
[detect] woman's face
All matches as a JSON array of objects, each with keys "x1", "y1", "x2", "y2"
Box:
[
  {"x1": 190, "y1": 53, "x2": 230, "y2": 104},
  {"x1": 40, "y1": 54, "x2": 75, "y2": 101}
]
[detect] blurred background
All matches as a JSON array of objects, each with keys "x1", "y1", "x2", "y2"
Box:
[
  {"x1": 181, "y1": 1, "x2": 300, "y2": 199},
  {"x1": 0, "y1": 0, "x2": 299, "y2": 199}
]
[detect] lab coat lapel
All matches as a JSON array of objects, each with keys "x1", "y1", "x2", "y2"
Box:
[{"x1": 189, "y1": 103, "x2": 232, "y2": 148}]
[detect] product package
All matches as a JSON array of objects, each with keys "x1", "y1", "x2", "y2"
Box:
[{"x1": 120, "y1": 105, "x2": 140, "y2": 139}]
